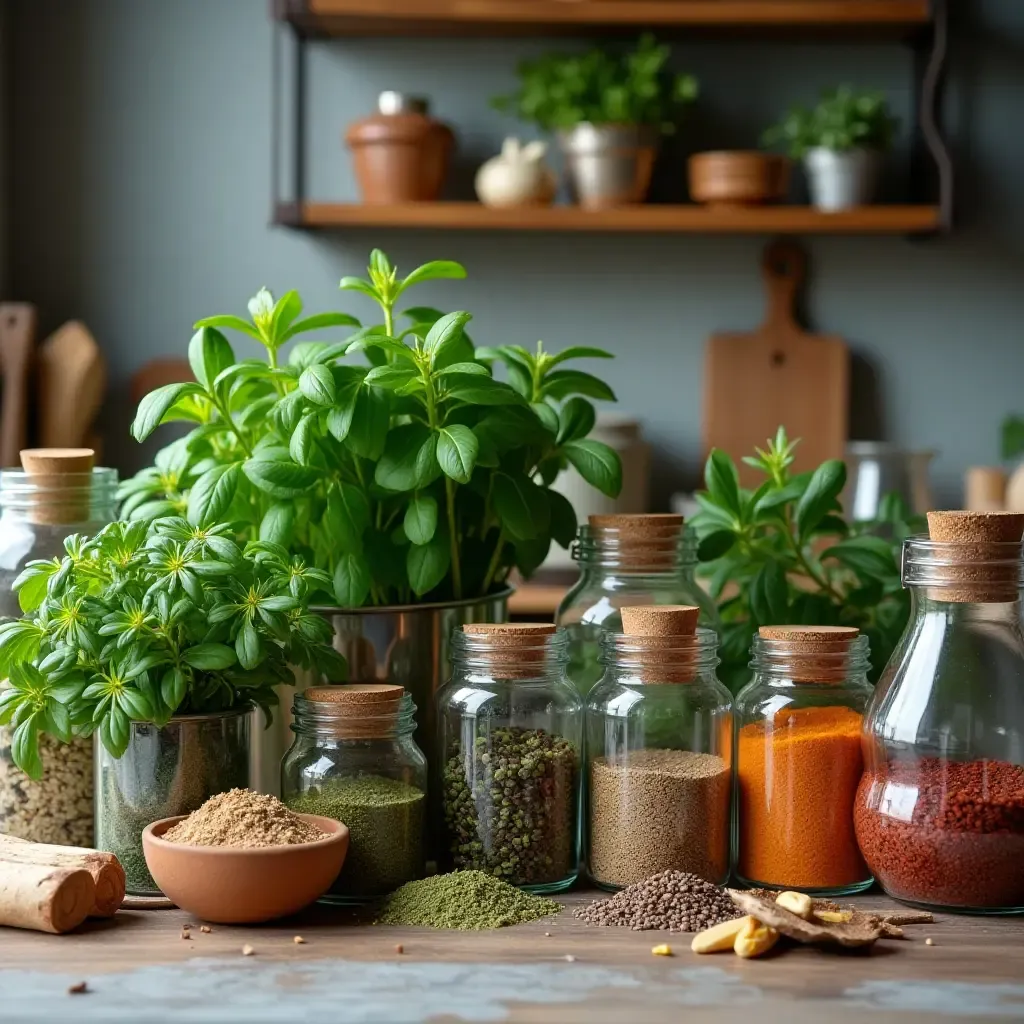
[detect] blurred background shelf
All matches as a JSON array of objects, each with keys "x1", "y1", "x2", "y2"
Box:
[{"x1": 274, "y1": 202, "x2": 943, "y2": 235}]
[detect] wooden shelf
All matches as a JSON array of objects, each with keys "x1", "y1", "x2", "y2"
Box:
[
  {"x1": 278, "y1": 1, "x2": 932, "y2": 36},
  {"x1": 274, "y1": 201, "x2": 944, "y2": 235}
]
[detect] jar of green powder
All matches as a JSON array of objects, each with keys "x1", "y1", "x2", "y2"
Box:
[
  {"x1": 281, "y1": 685, "x2": 426, "y2": 904},
  {"x1": 437, "y1": 624, "x2": 582, "y2": 895}
]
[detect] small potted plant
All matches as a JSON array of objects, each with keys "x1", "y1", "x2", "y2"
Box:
[
  {"x1": 0, "y1": 519, "x2": 345, "y2": 894},
  {"x1": 762, "y1": 86, "x2": 898, "y2": 211},
  {"x1": 492, "y1": 34, "x2": 698, "y2": 208}
]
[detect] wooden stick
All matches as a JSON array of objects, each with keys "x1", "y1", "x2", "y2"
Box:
[
  {"x1": 0, "y1": 834, "x2": 125, "y2": 917},
  {"x1": 0, "y1": 860, "x2": 94, "y2": 934}
]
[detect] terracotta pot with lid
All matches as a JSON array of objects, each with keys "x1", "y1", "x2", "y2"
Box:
[{"x1": 346, "y1": 91, "x2": 454, "y2": 204}]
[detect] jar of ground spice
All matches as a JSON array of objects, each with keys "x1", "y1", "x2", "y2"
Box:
[
  {"x1": 556, "y1": 515, "x2": 720, "y2": 694},
  {"x1": 585, "y1": 606, "x2": 732, "y2": 890},
  {"x1": 855, "y1": 511, "x2": 1024, "y2": 913},
  {"x1": 281, "y1": 685, "x2": 427, "y2": 904},
  {"x1": 733, "y1": 625, "x2": 873, "y2": 895},
  {"x1": 437, "y1": 623, "x2": 582, "y2": 893}
]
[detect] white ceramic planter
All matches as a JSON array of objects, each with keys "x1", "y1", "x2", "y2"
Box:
[{"x1": 804, "y1": 147, "x2": 881, "y2": 211}]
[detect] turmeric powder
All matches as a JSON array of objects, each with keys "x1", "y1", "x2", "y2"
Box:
[{"x1": 736, "y1": 705, "x2": 869, "y2": 891}]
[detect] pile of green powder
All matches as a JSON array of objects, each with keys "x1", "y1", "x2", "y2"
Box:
[{"x1": 376, "y1": 870, "x2": 561, "y2": 930}]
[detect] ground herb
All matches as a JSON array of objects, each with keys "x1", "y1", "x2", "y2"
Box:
[
  {"x1": 288, "y1": 775, "x2": 425, "y2": 899},
  {"x1": 442, "y1": 727, "x2": 577, "y2": 886},
  {"x1": 165, "y1": 789, "x2": 324, "y2": 847},
  {"x1": 376, "y1": 870, "x2": 561, "y2": 930}
]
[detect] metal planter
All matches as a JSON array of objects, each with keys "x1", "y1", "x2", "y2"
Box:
[{"x1": 559, "y1": 123, "x2": 659, "y2": 208}]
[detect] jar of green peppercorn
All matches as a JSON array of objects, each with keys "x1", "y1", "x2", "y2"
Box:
[
  {"x1": 281, "y1": 685, "x2": 427, "y2": 904},
  {"x1": 437, "y1": 623, "x2": 583, "y2": 894}
]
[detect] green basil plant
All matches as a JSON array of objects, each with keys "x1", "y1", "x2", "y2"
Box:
[
  {"x1": 691, "y1": 427, "x2": 924, "y2": 692},
  {"x1": 0, "y1": 519, "x2": 347, "y2": 777},
  {"x1": 120, "y1": 250, "x2": 623, "y2": 607}
]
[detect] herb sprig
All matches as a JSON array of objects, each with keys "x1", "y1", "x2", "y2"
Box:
[
  {"x1": 122, "y1": 250, "x2": 622, "y2": 607},
  {"x1": 0, "y1": 519, "x2": 346, "y2": 777},
  {"x1": 691, "y1": 427, "x2": 923, "y2": 690}
]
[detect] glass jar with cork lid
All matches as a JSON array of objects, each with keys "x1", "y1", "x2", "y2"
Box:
[
  {"x1": 585, "y1": 605, "x2": 732, "y2": 890},
  {"x1": 437, "y1": 623, "x2": 582, "y2": 893},
  {"x1": 855, "y1": 511, "x2": 1024, "y2": 913},
  {"x1": 0, "y1": 448, "x2": 118, "y2": 847},
  {"x1": 556, "y1": 514, "x2": 719, "y2": 695},
  {"x1": 733, "y1": 625, "x2": 873, "y2": 895},
  {"x1": 281, "y1": 684, "x2": 427, "y2": 904}
]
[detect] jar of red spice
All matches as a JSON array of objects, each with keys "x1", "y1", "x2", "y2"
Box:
[
  {"x1": 855, "y1": 511, "x2": 1024, "y2": 914},
  {"x1": 733, "y1": 625, "x2": 873, "y2": 895}
]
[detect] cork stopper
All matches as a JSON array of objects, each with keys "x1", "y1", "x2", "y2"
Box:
[
  {"x1": 924, "y1": 511, "x2": 1024, "y2": 602},
  {"x1": 757, "y1": 625, "x2": 860, "y2": 683},
  {"x1": 619, "y1": 605, "x2": 701, "y2": 683},
  {"x1": 588, "y1": 514, "x2": 684, "y2": 572},
  {"x1": 19, "y1": 448, "x2": 95, "y2": 526},
  {"x1": 461, "y1": 622, "x2": 558, "y2": 679},
  {"x1": 303, "y1": 684, "x2": 405, "y2": 739}
]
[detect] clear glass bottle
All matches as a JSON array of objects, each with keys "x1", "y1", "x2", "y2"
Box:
[
  {"x1": 556, "y1": 514, "x2": 720, "y2": 695},
  {"x1": 282, "y1": 685, "x2": 427, "y2": 904},
  {"x1": 856, "y1": 511, "x2": 1024, "y2": 914},
  {"x1": 586, "y1": 606, "x2": 732, "y2": 890},
  {"x1": 0, "y1": 450, "x2": 118, "y2": 847},
  {"x1": 733, "y1": 625, "x2": 873, "y2": 895},
  {"x1": 437, "y1": 623, "x2": 582, "y2": 893}
]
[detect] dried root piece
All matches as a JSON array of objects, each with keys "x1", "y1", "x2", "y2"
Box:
[
  {"x1": 727, "y1": 890, "x2": 883, "y2": 949},
  {"x1": 883, "y1": 912, "x2": 933, "y2": 926}
]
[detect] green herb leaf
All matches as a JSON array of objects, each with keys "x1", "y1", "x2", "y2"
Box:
[
  {"x1": 259, "y1": 502, "x2": 294, "y2": 546},
  {"x1": 562, "y1": 440, "x2": 622, "y2": 498},
  {"x1": 131, "y1": 383, "x2": 204, "y2": 442},
  {"x1": 404, "y1": 494, "x2": 438, "y2": 546},
  {"x1": 243, "y1": 458, "x2": 319, "y2": 499},
  {"x1": 697, "y1": 529, "x2": 736, "y2": 561},
  {"x1": 281, "y1": 311, "x2": 360, "y2": 343},
  {"x1": 493, "y1": 472, "x2": 549, "y2": 540},
  {"x1": 376, "y1": 424, "x2": 435, "y2": 492},
  {"x1": 183, "y1": 643, "x2": 238, "y2": 671},
  {"x1": 542, "y1": 370, "x2": 616, "y2": 402},
  {"x1": 187, "y1": 463, "x2": 240, "y2": 527},
  {"x1": 333, "y1": 551, "x2": 371, "y2": 607},
  {"x1": 705, "y1": 449, "x2": 742, "y2": 517},
  {"x1": 407, "y1": 534, "x2": 450, "y2": 596},
  {"x1": 547, "y1": 345, "x2": 614, "y2": 367},
  {"x1": 299, "y1": 363, "x2": 337, "y2": 406},
  {"x1": 795, "y1": 460, "x2": 847, "y2": 539},
  {"x1": 425, "y1": 311, "x2": 473, "y2": 367},
  {"x1": 365, "y1": 365, "x2": 419, "y2": 391},
  {"x1": 399, "y1": 260, "x2": 467, "y2": 294},
  {"x1": 547, "y1": 490, "x2": 578, "y2": 548},
  {"x1": 236, "y1": 621, "x2": 261, "y2": 670},
  {"x1": 557, "y1": 397, "x2": 596, "y2": 444},
  {"x1": 436, "y1": 425, "x2": 479, "y2": 484},
  {"x1": 345, "y1": 387, "x2": 389, "y2": 460},
  {"x1": 188, "y1": 327, "x2": 235, "y2": 391}
]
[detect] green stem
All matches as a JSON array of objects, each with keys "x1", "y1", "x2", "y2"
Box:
[
  {"x1": 212, "y1": 396, "x2": 253, "y2": 458},
  {"x1": 781, "y1": 509, "x2": 841, "y2": 601},
  {"x1": 481, "y1": 527, "x2": 507, "y2": 595}
]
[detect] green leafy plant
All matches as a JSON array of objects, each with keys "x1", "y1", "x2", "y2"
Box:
[
  {"x1": 492, "y1": 34, "x2": 698, "y2": 133},
  {"x1": 691, "y1": 428, "x2": 924, "y2": 691},
  {"x1": 0, "y1": 518, "x2": 346, "y2": 778},
  {"x1": 1002, "y1": 415, "x2": 1024, "y2": 461},
  {"x1": 121, "y1": 250, "x2": 622, "y2": 608},
  {"x1": 762, "y1": 86, "x2": 898, "y2": 159}
]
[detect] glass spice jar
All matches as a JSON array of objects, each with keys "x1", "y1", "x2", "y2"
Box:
[
  {"x1": 585, "y1": 605, "x2": 732, "y2": 890},
  {"x1": 282, "y1": 685, "x2": 427, "y2": 904},
  {"x1": 0, "y1": 449, "x2": 118, "y2": 848},
  {"x1": 437, "y1": 623, "x2": 582, "y2": 893},
  {"x1": 556, "y1": 514, "x2": 720, "y2": 696},
  {"x1": 856, "y1": 511, "x2": 1024, "y2": 914},
  {"x1": 733, "y1": 625, "x2": 873, "y2": 895}
]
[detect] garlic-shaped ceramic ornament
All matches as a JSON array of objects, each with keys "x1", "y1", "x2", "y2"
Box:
[{"x1": 475, "y1": 137, "x2": 557, "y2": 208}]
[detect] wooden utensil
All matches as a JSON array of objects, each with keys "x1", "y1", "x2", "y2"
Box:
[
  {"x1": 0, "y1": 304, "x2": 37, "y2": 468},
  {"x1": 36, "y1": 321, "x2": 106, "y2": 451},
  {"x1": 703, "y1": 240, "x2": 849, "y2": 486}
]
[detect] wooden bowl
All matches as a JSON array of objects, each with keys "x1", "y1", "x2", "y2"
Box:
[
  {"x1": 688, "y1": 151, "x2": 791, "y2": 206},
  {"x1": 142, "y1": 814, "x2": 349, "y2": 923}
]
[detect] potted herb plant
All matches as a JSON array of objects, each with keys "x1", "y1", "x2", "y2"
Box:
[
  {"x1": 492, "y1": 34, "x2": 698, "y2": 208},
  {"x1": 762, "y1": 86, "x2": 898, "y2": 211},
  {"x1": 0, "y1": 519, "x2": 345, "y2": 893},
  {"x1": 120, "y1": 249, "x2": 622, "y2": 784},
  {"x1": 690, "y1": 428, "x2": 924, "y2": 692}
]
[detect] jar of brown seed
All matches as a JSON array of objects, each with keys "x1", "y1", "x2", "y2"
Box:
[{"x1": 585, "y1": 605, "x2": 732, "y2": 890}]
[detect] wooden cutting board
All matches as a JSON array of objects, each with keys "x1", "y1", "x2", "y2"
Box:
[
  {"x1": 37, "y1": 320, "x2": 106, "y2": 452},
  {"x1": 703, "y1": 240, "x2": 849, "y2": 487}
]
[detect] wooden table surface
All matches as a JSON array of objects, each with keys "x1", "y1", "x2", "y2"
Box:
[{"x1": 1, "y1": 891, "x2": 1022, "y2": 1022}]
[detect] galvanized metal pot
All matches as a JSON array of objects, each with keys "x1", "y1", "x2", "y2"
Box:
[
  {"x1": 803, "y1": 147, "x2": 881, "y2": 211},
  {"x1": 96, "y1": 707, "x2": 252, "y2": 895},
  {"x1": 250, "y1": 590, "x2": 513, "y2": 798},
  {"x1": 559, "y1": 123, "x2": 659, "y2": 208}
]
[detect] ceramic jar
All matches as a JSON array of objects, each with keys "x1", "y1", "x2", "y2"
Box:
[
  {"x1": 475, "y1": 137, "x2": 556, "y2": 208},
  {"x1": 346, "y1": 91, "x2": 453, "y2": 204}
]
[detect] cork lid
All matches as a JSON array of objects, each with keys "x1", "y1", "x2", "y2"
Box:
[
  {"x1": 589, "y1": 513, "x2": 684, "y2": 536},
  {"x1": 303, "y1": 684, "x2": 405, "y2": 738},
  {"x1": 461, "y1": 622, "x2": 559, "y2": 678},
  {"x1": 587, "y1": 514, "x2": 684, "y2": 572},
  {"x1": 923, "y1": 511, "x2": 1024, "y2": 602},
  {"x1": 18, "y1": 448, "x2": 96, "y2": 525},
  {"x1": 20, "y1": 448, "x2": 95, "y2": 476},
  {"x1": 621, "y1": 605, "x2": 699, "y2": 637},
  {"x1": 619, "y1": 605, "x2": 702, "y2": 683},
  {"x1": 757, "y1": 625, "x2": 861, "y2": 683}
]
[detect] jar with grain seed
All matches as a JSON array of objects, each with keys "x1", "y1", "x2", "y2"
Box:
[
  {"x1": 437, "y1": 623, "x2": 582, "y2": 893},
  {"x1": 585, "y1": 605, "x2": 732, "y2": 890},
  {"x1": 556, "y1": 515, "x2": 720, "y2": 695},
  {"x1": 856, "y1": 512, "x2": 1024, "y2": 913},
  {"x1": 0, "y1": 448, "x2": 118, "y2": 847},
  {"x1": 734, "y1": 625, "x2": 873, "y2": 896},
  {"x1": 282, "y1": 685, "x2": 426, "y2": 904}
]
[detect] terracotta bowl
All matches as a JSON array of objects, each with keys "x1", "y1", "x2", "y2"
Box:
[
  {"x1": 688, "y1": 151, "x2": 791, "y2": 206},
  {"x1": 142, "y1": 814, "x2": 349, "y2": 924}
]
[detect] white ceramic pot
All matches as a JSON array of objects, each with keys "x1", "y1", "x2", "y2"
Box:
[
  {"x1": 475, "y1": 137, "x2": 556, "y2": 208},
  {"x1": 803, "y1": 147, "x2": 881, "y2": 211}
]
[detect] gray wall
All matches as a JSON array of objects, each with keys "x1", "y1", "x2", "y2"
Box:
[{"x1": 7, "y1": 0, "x2": 1024, "y2": 506}]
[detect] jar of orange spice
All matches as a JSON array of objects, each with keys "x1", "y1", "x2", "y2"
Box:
[{"x1": 733, "y1": 626, "x2": 873, "y2": 895}]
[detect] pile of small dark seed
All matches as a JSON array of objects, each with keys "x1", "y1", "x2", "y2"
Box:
[{"x1": 574, "y1": 869, "x2": 742, "y2": 932}]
